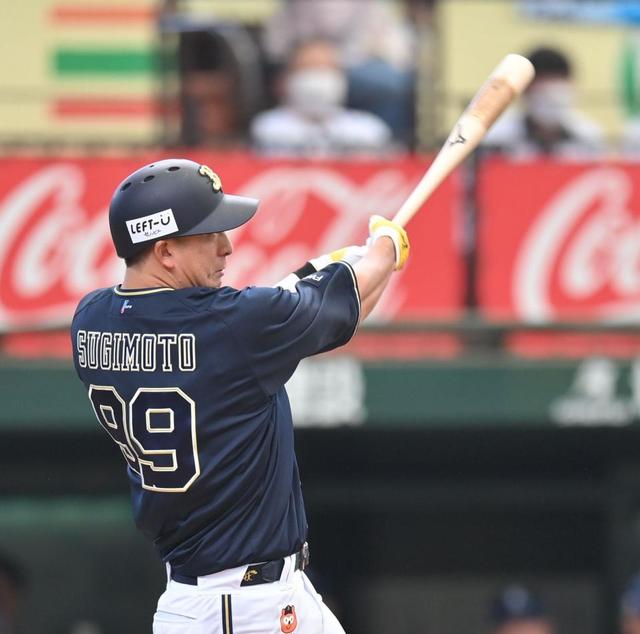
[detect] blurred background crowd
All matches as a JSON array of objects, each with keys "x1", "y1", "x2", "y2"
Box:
[
  {"x1": 9, "y1": 0, "x2": 640, "y2": 156},
  {"x1": 6, "y1": 0, "x2": 640, "y2": 633}
]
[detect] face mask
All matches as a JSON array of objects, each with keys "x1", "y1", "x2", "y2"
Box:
[
  {"x1": 526, "y1": 80, "x2": 574, "y2": 127},
  {"x1": 285, "y1": 68, "x2": 347, "y2": 119}
]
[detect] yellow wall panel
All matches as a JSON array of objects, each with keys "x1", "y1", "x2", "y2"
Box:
[
  {"x1": 0, "y1": 1, "x2": 51, "y2": 89},
  {"x1": 0, "y1": 0, "x2": 160, "y2": 142},
  {"x1": 438, "y1": 0, "x2": 628, "y2": 140},
  {"x1": 185, "y1": 0, "x2": 278, "y2": 23}
]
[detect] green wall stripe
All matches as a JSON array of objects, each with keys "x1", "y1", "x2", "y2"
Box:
[
  {"x1": 0, "y1": 498, "x2": 131, "y2": 528},
  {"x1": 54, "y1": 49, "x2": 157, "y2": 75}
]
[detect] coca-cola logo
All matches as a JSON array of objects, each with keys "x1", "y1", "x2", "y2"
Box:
[
  {"x1": 0, "y1": 164, "x2": 122, "y2": 328},
  {"x1": 514, "y1": 167, "x2": 640, "y2": 321},
  {"x1": 0, "y1": 161, "x2": 422, "y2": 329},
  {"x1": 228, "y1": 166, "x2": 416, "y2": 319}
]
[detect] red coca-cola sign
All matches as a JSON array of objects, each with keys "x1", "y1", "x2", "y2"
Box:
[
  {"x1": 478, "y1": 158, "x2": 640, "y2": 321},
  {"x1": 0, "y1": 154, "x2": 463, "y2": 330}
]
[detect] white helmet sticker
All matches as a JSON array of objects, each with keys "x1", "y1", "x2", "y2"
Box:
[{"x1": 126, "y1": 208, "x2": 179, "y2": 244}]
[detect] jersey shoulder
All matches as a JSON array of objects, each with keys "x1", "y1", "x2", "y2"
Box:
[
  {"x1": 206, "y1": 284, "x2": 292, "y2": 319},
  {"x1": 73, "y1": 287, "x2": 112, "y2": 319}
]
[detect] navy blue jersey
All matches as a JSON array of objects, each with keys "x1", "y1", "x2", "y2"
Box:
[{"x1": 71, "y1": 263, "x2": 359, "y2": 576}]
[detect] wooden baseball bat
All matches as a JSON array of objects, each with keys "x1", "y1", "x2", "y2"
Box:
[{"x1": 392, "y1": 54, "x2": 535, "y2": 228}]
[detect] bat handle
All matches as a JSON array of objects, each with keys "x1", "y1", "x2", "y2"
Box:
[
  {"x1": 391, "y1": 200, "x2": 422, "y2": 228},
  {"x1": 389, "y1": 151, "x2": 449, "y2": 228}
]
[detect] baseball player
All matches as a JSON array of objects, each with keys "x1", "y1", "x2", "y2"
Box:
[{"x1": 70, "y1": 158, "x2": 409, "y2": 633}]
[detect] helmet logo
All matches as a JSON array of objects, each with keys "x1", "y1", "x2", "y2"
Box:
[{"x1": 198, "y1": 165, "x2": 222, "y2": 192}]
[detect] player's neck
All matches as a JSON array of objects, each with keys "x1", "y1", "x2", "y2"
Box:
[{"x1": 121, "y1": 267, "x2": 175, "y2": 290}]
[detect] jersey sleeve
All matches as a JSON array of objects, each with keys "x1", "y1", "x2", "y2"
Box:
[{"x1": 221, "y1": 262, "x2": 360, "y2": 395}]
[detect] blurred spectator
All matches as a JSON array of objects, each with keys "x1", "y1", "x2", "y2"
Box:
[
  {"x1": 620, "y1": 573, "x2": 640, "y2": 634},
  {"x1": 0, "y1": 553, "x2": 26, "y2": 634},
  {"x1": 620, "y1": 122, "x2": 640, "y2": 156},
  {"x1": 178, "y1": 31, "x2": 245, "y2": 147},
  {"x1": 483, "y1": 47, "x2": 605, "y2": 158},
  {"x1": 489, "y1": 584, "x2": 554, "y2": 634},
  {"x1": 261, "y1": 0, "x2": 416, "y2": 141},
  {"x1": 251, "y1": 38, "x2": 393, "y2": 157}
]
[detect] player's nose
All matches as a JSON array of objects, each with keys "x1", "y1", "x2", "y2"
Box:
[{"x1": 218, "y1": 231, "x2": 233, "y2": 256}]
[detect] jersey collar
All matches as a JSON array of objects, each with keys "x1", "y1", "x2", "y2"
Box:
[{"x1": 113, "y1": 285, "x2": 176, "y2": 296}]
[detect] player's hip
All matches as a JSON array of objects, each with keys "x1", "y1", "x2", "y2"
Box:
[{"x1": 153, "y1": 563, "x2": 344, "y2": 634}]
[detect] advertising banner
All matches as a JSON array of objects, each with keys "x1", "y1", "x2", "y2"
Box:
[
  {"x1": 0, "y1": 154, "x2": 463, "y2": 330},
  {"x1": 7, "y1": 355, "x2": 640, "y2": 429},
  {"x1": 478, "y1": 158, "x2": 640, "y2": 322}
]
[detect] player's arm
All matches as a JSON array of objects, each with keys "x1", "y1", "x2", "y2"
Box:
[
  {"x1": 352, "y1": 215, "x2": 409, "y2": 321},
  {"x1": 273, "y1": 216, "x2": 409, "y2": 322},
  {"x1": 273, "y1": 245, "x2": 367, "y2": 292},
  {"x1": 351, "y1": 239, "x2": 394, "y2": 321},
  {"x1": 226, "y1": 217, "x2": 408, "y2": 394}
]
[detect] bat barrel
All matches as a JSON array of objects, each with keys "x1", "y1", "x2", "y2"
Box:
[{"x1": 391, "y1": 53, "x2": 535, "y2": 229}]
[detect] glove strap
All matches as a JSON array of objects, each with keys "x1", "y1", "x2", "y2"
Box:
[{"x1": 293, "y1": 261, "x2": 318, "y2": 278}]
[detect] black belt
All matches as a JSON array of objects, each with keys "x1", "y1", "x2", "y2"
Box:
[{"x1": 171, "y1": 543, "x2": 310, "y2": 587}]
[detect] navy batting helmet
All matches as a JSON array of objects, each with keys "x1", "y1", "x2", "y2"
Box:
[{"x1": 109, "y1": 158, "x2": 259, "y2": 259}]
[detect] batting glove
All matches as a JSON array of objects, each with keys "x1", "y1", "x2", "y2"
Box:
[
  {"x1": 368, "y1": 214, "x2": 410, "y2": 270},
  {"x1": 275, "y1": 245, "x2": 368, "y2": 291},
  {"x1": 310, "y1": 244, "x2": 368, "y2": 270}
]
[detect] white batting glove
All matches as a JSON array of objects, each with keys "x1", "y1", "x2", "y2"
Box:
[
  {"x1": 274, "y1": 245, "x2": 368, "y2": 290},
  {"x1": 310, "y1": 244, "x2": 368, "y2": 270}
]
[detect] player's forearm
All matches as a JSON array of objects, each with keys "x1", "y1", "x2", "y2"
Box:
[
  {"x1": 352, "y1": 238, "x2": 395, "y2": 320},
  {"x1": 359, "y1": 268, "x2": 392, "y2": 320},
  {"x1": 274, "y1": 215, "x2": 408, "y2": 322}
]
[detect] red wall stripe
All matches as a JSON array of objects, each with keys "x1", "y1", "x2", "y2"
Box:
[
  {"x1": 53, "y1": 97, "x2": 171, "y2": 118},
  {"x1": 50, "y1": 5, "x2": 155, "y2": 23}
]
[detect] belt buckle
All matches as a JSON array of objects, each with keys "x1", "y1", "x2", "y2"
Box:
[{"x1": 241, "y1": 559, "x2": 285, "y2": 586}]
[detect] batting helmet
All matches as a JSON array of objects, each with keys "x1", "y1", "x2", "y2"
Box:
[{"x1": 109, "y1": 158, "x2": 259, "y2": 259}]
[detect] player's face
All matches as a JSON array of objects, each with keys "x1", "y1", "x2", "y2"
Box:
[{"x1": 168, "y1": 232, "x2": 232, "y2": 288}]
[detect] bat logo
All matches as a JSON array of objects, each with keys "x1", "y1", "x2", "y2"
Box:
[{"x1": 448, "y1": 124, "x2": 467, "y2": 146}]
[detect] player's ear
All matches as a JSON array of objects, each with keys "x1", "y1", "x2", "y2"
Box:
[{"x1": 153, "y1": 240, "x2": 175, "y2": 269}]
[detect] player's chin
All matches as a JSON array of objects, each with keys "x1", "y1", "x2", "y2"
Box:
[{"x1": 207, "y1": 271, "x2": 224, "y2": 288}]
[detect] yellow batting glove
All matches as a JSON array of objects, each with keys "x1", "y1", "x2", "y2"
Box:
[{"x1": 368, "y1": 215, "x2": 410, "y2": 270}]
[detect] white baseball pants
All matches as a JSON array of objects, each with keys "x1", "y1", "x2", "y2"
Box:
[{"x1": 153, "y1": 554, "x2": 346, "y2": 634}]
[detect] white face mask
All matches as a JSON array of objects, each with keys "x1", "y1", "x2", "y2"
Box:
[
  {"x1": 285, "y1": 68, "x2": 347, "y2": 119},
  {"x1": 526, "y1": 79, "x2": 574, "y2": 127}
]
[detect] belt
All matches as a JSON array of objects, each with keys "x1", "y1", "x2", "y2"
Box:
[{"x1": 171, "y1": 542, "x2": 310, "y2": 587}]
